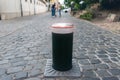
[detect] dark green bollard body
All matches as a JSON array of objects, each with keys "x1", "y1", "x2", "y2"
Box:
[{"x1": 51, "y1": 23, "x2": 74, "y2": 71}]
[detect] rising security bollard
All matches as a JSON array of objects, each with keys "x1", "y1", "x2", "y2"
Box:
[{"x1": 51, "y1": 23, "x2": 74, "y2": 71}]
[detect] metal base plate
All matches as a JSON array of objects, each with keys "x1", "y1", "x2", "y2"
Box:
[{"x1": 44, "y1": 59, "x2": 81, "y2": 78}]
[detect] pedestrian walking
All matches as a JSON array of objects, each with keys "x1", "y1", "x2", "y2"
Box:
[
  {"x1": 57, "y1": 2, "x2": 62, "y2": 17},
  {"x1": 51, "y1": 3, "x2": 56, "y2": 17}
]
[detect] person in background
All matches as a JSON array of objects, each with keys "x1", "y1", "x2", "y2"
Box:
[
  {"x1": 51, "y1": 3, "x2": 56, "y2": 17},
  {"x1": 57, "y1": 2, "x2": 62, "y2": 17}
]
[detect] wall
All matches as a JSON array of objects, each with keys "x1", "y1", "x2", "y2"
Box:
[
  {"x1": 0, "y1": 0, "x2": 48, "y2": 20},
  {"x1": 22, "y1": 0, "x2": 30, "y2": 16},
  {"x1": 0, "y1": 0, "x2": 21, "y2": 20},
  {"x1": 35, "y1": 0, "x2": 48, "y2": 14},
  {"x1": 29, "y1": 0, "x2": 34, "y2": 15}
]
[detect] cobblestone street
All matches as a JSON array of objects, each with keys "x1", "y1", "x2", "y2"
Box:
[{"x1": 0, "y1": 12, "x2": 120, "y2": 80}]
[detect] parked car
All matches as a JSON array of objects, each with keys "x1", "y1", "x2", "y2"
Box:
[{"x1": 62, "y1": 8, "x2": 71, "y2": 13}]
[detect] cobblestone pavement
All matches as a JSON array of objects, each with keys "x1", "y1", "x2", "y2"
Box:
[{"x1": 0, "y1": 12, "x2": 120, "y2": 80}]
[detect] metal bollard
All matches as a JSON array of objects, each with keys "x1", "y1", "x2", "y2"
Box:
[{"x1": 51, "y1": 23, "x2": 74, "y2": 71}]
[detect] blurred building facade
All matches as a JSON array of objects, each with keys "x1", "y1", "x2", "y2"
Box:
[{"x1": 0, "y1": 0, "x2": 48, "y2": 20}]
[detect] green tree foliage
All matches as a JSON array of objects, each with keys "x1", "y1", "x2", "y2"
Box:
[
  {"x1": 80, "y1": 11, "x2": 93, "y2": 20},
  {"x1": 64, "y1": 0, "x2": 120, "y2": 10},
  {"x1": 64, "y1": 0, "x2": 99, "y2": 10}
]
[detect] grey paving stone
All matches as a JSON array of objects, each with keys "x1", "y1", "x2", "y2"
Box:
[
  {"x1": 4, "y1": 51, "x2": 15, "y2": 57},
  {"x1": 29, "y1": 52, "x2": 38, "y2": 56},
  {"x1": 0, "y1": 68, "x2": 6, "y2": 75},
  {"x1": 12, "y1": 61, "x2": 27, "y2": 66},
  {"x1": 106, "y1": 48, "x2": 118, "y2": 53},
  {"x1": 16, "y1": 53, "x2": 28, "y2": 58},
  {"x1": 0, "y1": 63, "x2": 11, "y2": 68},
  {"x1": 0, "y1": 60, "x2": 8, "y2": 65},
  {"x1": 24, "y1": 77, "x2": 42, "y2": 80},
  {"x1": 109, "y1": 54, "x2": 118, "y2": 57},
  {"x1": 118, "y1": 75, "x2": 120, "y2": 80},
  {"x1": 97, "y1": 50, "x2": 107, "y2": 54},
  {"x1": 97, "y1": 54, "x2": 108, "y2": 58},
  {"x1": 33, "y1": 63, "x2": 45, "y2": 71},
  {"x1": 27, "y1": 60, "x2": 38, "y2": 65},
  {"x1": 83, "y1": 70, "x2": 97, "y2": 77},
  {"x1": 0, "y1": 56, "x2": 2, "y2": 60},
  {"x1": 28, "y1": 69, "x2": 42, "y2": 77},
  {"x1": 102, "y1": 77, "x2": 119, "y2": 80},
  {"x1": 24, "y1": 65, "x2": 33, "y2": 71},
  {"x1": 108, "y1": 50, "x2": 118, "y2": 53},
  {"x1": 7, "y1": 67, "x2": 23, "y2": 74},
  {"x1": 81, "y1": 65, "x2": 96, "y2": 70},
  {"x1": 87, "y1": 54, "x2": 97, "y2": 59},
  {"x1": 107, "y1": 63, "x2": 120, "y2": 68},
  {"x1": 117, "y1": 57, "x2": 120, "y2": 60},
  {"x1": 24, "y1": 56, "x2": 33, "y2": 60},
  {"x1": 67, "y1": 78, "x2": 83, "y2": 80},
  {"x1": 89, "y1": 59, "x2": 101, "y2": 64},
  {"x1": 5, "y1": 55, "x2": 15, "y2": 60},
  {"x1": 101, "y1": 58, "x2": 112, "y2": 63},
  {"x1": 0, "y1": 75, "x2": 13, "y2": 80},
  {"x1": 9, "y1": 57, "x2": 23, "y2": 63},
  {"x1": 96, "y1": 69, "x2": 111, "y2": 77},
  {"x1": 81, "y1": 77, "x2": 100, "y2": 80},
  {"x1": 108, "y1": 69, "x2": 120, "y2": 75},
  {"x1": 110, "y1": 58, "x2": 119, "y2": 62},
  {"x1": 75, "y1": 54, "x2": 89, "y2": 59},
  {"x1": 14, "y1": 72, "x2": 28, "y2": 80},
  {"x1": 79, "y1": 59, "x2": 90, "y2": 65},
  {"x1": 94, "y1": 64, "x2": 109, "y2": 69},
  {"x1": 86, "y1": 47, "x2": 97, "y2": 52}
]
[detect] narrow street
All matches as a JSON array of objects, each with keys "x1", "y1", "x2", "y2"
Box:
[{"x1": 0, "y1": 12, "x2": 120, "y2": 80}]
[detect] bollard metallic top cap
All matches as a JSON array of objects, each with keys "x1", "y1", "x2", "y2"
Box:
[
  {"x1": 52, "y1": 23, "x2": 74, "y2": 28},
  {"x1": 51, "y1": 23, "x2": 74, "y2": 34}
]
